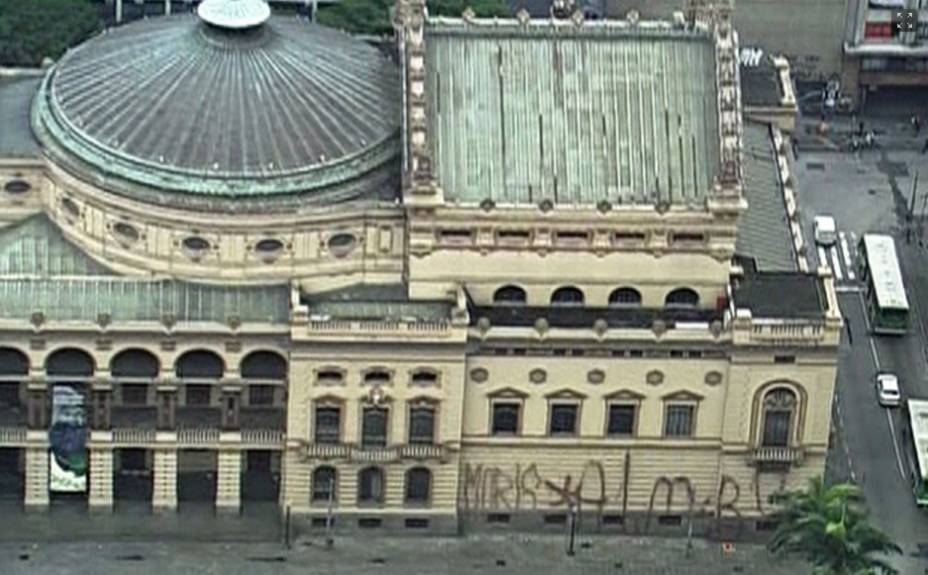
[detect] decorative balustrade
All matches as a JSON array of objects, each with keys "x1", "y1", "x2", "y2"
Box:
[
  {"x1": 305, "y1": 319, "x2": 453, "y2": 337},
  {"x1": 749, "y1": 445, "x2": 805, "y2": 465},
  {"x1": 241, "y1": 428, "x2": 285, "y2": 447},
  {"x1": 302, "y1": 441, "x2": 448, "y2": 462},
  {"x1": 177, "y1": 427, "x2": 221, "y2": 446},
  {"x1": 0, "y1": 426, "x2": 26, "y2": 444},
  {"x1": 112, "y1": 427, "x2": 156, "y2": 445},
  {"x1": 751, "y1": 322, "x2": 824, "y2": 342}
]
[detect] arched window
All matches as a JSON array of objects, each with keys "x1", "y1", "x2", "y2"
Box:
[
  {"x1": 45, "y1": 348, "x2": 94, "y2": 377},
  {"x1": 493, "y1": 285, "x2": 527, "y2": 305},
  {"x1": 312, "y1": 466, "x2": 337, "y2": 502},
  {"x1": 358, "y1": 467, "x2": 385, "y2": 504},
  {"x1": 405, "y1": 467, "x2": 432, "y2": 503},
  {"x1": 110, "y1": 349, "x2": 159, "y2": 379},
  {"x1": 664, "y1": 288, "x2": 699, "y2": 308},
  {"x1": 550, "y1": 286, "x2": 584, "y2": 306},
  {"x1": 609, "y1": 287, "x2": 642, "y2": 307},
  {"x1": 761, "y1": 388, "x2": 798, "y2": 447},
  {"x1": 0, "y1": 347, "x2": 28, "y2": 375},
  {"x1": 240, "y1": 351, "x2": 287, "y2": 380},
  {"x1": 175, "y1": 350, "x2": 224, "y2": 379}
]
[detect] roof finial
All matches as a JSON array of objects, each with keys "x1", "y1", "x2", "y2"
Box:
[{"x1": 197, "y1": 0, "x2": 270, "y2": 30}]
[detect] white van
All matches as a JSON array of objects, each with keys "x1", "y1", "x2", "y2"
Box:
[{"x1": 814, "y1": 216, "x2": 837, "y2": 247}]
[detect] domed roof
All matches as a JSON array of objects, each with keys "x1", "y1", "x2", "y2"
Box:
[{"x1": 32, "y1": 11, "x2": 401, "y2": 211}]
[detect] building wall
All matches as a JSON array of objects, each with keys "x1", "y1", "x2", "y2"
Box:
[{"x1": 604, "y1": 0, "x2": 848, "y2": 82}]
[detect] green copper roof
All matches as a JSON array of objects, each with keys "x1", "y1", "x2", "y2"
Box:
[
  {"x1": 303, "y1": 284, "x2": 452, "y2": 321},
  {"x1": 0, "y1": 214, "x2": 114, "y2": 276},
  {"x1": 425, "y1": 18, "x2": 721, "y2": 206},
  {"x1": 0, "y1": 215, "x2": 290, "y2": 323}
]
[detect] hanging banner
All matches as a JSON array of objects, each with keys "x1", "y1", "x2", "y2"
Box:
[{"x1": 49, "y1": 385, "x2": 88, "y2": 493}]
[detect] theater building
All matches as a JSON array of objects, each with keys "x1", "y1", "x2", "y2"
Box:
[{"x1": 0, "y1": 0, "x2": 839, "y2": 535}]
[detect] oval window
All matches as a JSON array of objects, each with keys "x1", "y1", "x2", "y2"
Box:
[
  {"x1": 4, "y1": 180, "x2": 31, "y2": 194},
  {"x1": 328, "y1": 233, "x2": 357, "y2": 257},
  {"x1": 113, "y1": 222, "x2": 140, "y2": 243},
  {"x1": 182, "y1": 236, "x2": 211, "y2": 252},
  {"x1": 61, "y1": 197, "x2": 80, "y2": 218},
  {"x1": 255, "y1": 238, "x2": 284, "y2": 254}
]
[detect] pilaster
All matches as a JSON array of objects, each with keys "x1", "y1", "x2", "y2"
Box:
[
  {"x1": 24, "y1": 447, "x2": 49, "y2": 509},
  {"x1": 88, "y1": 448, "x2": 113, "y2": 511},
  {"x1": 216, "y1": 450, "x2": 242, "y2": 514},
  {"x1": 152, "y1": 448, "x2": 177, "y2": 512}
]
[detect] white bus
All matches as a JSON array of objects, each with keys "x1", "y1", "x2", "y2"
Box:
[
  {"x1": 905, "y1": 399, "x2": 928, "y2": 507},
  {"x1": 857, "y1": 234, "x2": 910, "y2": 335}
]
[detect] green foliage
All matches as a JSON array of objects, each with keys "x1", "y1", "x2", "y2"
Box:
[
  {"x1": 768, "y1": 477, "x2": 902, "y2": 575},
  {"x1": 317, "y1": 0, "x2": 510, "y2": 36},
  {"x1": 0, "y1": 0, "x2": 100, "y2": 67}
]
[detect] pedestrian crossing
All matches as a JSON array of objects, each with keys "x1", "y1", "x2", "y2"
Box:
[{"x1": 812, "y1": 229, "x2": 859, "y2": 285}]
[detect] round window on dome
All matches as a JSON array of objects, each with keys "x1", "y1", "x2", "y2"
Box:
[
  {"x1": 182, "y1": 235, "x2": 211, "y2": 256},
  {"x1": 255, "y1": 238, "x2": 284, "y2": 255},
  {"x1": 113, "y1": 222, "x2": 140, "y2": 244},
  {"x1": 327, "y1": 233, "x2": 357, "y2": 258},
  {"x1": 4, "y1": 180, "x2": 31, "y2": 194},
  {"x1": 61, "y1": 197, "x2": 81, "y2": 218}
]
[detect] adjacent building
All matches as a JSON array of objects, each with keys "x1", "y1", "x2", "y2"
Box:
[{"x1": 0, "y1": 0, "x2": 839, "y2": 536}]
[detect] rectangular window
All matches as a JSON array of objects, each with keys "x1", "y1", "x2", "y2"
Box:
[
  {"x1": 314, "y1": 406, "x2": 341, "y2": 444},
  {"x1": 405, "y1": 518, "x2": 430, "y2": 529},
  {"x1": 554, "y1": 230, "x2": 590, "y2": 245},
  {"x1": 548, "y1": 404, "x2": 579, "y2": 435},
  {"x1": 185, "y1": 385, "x2": 211, "y2": 406},
  {"x1": 408, "y1": 406, "x2": 436, "y2": 445},
  {"x1": 121, "y1": 384, "x2": 148, "y2": 406},
  {"x1": 762, "y1": 411, "x2": 792, "y2": 447},
  {"x1": 358, "y1": 517, "x2": 383, "y2": 529},
  {"x1": 491, "y1": 402, "x2": 520, "y2": 435},
  {"x1": 361, "y1": 407, "x2": 388, "y2": 448},
  {"x1": 663, "y1": 404, "x2": 695, "y2": 437},
  {"x1": 670, "y1": 232, "x2": 706, "y2": 245},
  {"x1": 0, "y1": 383, "x2": 21, "y2": 407},
  {"x1": 486, "y1": 513, "x2": 511, "y2": 524},
  {"x1": 613, "y1": 232, "x2": 646, "y2": 245},
  {"x1": 248, "y1": 385, "x2": 274, "y2": 406},
  {"x1": 607, "y1": 404, "x2": 636, "y2": 436},
  {"x1": 774, "y1": 355, "x2": 796, "y2": 364}
]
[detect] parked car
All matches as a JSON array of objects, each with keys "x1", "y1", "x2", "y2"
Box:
[
  {"x1": 876, "y1": 372, "x2": 902, "y2": 407},
  {"x1": 814, "y1": 215, "x2": 837, "y2": 247}
]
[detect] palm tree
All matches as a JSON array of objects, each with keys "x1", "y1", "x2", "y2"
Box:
[{"x1": 768, "y1": 477, "x2": 901, "y2": 574}]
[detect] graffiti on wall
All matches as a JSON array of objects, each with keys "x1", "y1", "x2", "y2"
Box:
[{"x1": 460, "y1": 451, "x2": 787, "y2": 532}]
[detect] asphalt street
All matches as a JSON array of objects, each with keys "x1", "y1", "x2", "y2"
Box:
[{"x1": 794, "y1": 127, "x2": 928, "y2": 573}]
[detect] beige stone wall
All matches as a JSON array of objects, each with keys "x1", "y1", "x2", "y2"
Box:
[{"x1": 0, "y1": 161, "x2": 46, "y2": 228}]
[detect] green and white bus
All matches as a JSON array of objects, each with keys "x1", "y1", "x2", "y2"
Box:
[
  {"x1": 905, "y1": 399, "x2": 928, "y2": 507},
  {"x1": 857, "y1": 234, "x2": 910, "y2": 335}
]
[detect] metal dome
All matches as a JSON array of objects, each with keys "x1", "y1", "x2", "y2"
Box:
[
  {"x1": 197, "y1": 0, "x2": 271, "y2": 30},
  {"x1": 32, "y1": 14, "x2": 401, "y2": 211}
]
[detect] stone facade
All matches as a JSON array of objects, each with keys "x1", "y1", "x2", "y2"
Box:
[{"x1": 0, "y1": 0, "x2": 839, "y2": 539}]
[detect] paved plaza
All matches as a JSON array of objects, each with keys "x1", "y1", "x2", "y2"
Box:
[{"x1": 0, "y1": 534, "x2": 806, "y2": 575}]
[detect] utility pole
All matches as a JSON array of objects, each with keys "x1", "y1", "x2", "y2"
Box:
[
  {"x1": 907, "y1": 170, "x2": 919, "y2": 243},
  {"x1": 325, "y1": 478, "x2": 335, "y2": 549},
  {"x1": 566, "y1": 502, "x2": 577, "y2": 557}
]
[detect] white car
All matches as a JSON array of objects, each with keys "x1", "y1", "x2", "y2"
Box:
[
  {"x1": 875, "y1": 372, "x2": 901, "y2": 407},
  {"x1": 814, "y1": 215, "x2": 837, "y2": 247}
]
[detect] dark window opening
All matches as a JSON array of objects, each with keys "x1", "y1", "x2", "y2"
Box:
[
  {"x1": 311, "y1": 517, "x2": 330, "y2": 528},
  {"x1": 497, "y1": 229, "x2": 530, "y2": 242},
  {"x1": 405, "y1": 467, "x2": 431, "y2": 503},
  {"x1": 658, "y1": 515, "x2": 683, "y2": 526},
  {"x1": 544, "y1": 513, "x2": 567, "y2": 525},
  {"x1": 493, "y1": 285, "x2": 527, "y2": 305},
  {"x1": 607, "y1": 404, "x2": 636, "y2": 436},
  {"x1": 248, "y1": 385, "x2": 274, "y2": 406},
  {"x1": 664, "y1": 405, "x2": 695, "y2": 437},
  {"x1": 358, "y1": 467, "x2": 385, "y2": 504},
  {"x1": 548, "y1": 404, "x2": 579, "y2": 436},
  {"x1": 609, "y1": 288, "x2": 642, "y2": 307},
  {"x1": 774, "y1": 355, "x2": 796, "y2": 364},
  {"x1": 551, "y1": 286, "x2": 585, "y2": 306},
  {"x1": 316, "y1": 370, "x2": 344, "y2": 385},
  {"x1": 665, "y1": 288, "x2": 699, "y2": 308},
  {"x1": 614, "y1": 232, "x2": 646, "y2": 243},
  {"x1": 312, "y1": 466, "x2": 337, "y2": 502},
  {"x1": 602, "y1": 514, "x2": 624, "y2": 526},
  {"x1": 364, "y1": 371, "x2": 391, "y2": 385},
  {"x1": 314, "y1": 406, "x2": 341, "y2": 444},
  {"x1": 361, "y1": 407, "x2": 388, "y2": 448},
  {"x1": 405, "y1": 518, "x2": 430, "y2": 529},
  {"x1": 0, "y1": 384, "x2": 20, "y2": 407},
  {"x1": 121, "y1": 384, "x2": 148, "y2": 406},
  {"x1": 555, "y1": 230, "x2": 590, "y2": 243},
  {"x1": 487, "y1": 513, "x2": 511, "y2": 524},
  {"x1": 185, "y1": 385, "x2": 211, "y2": 406},
  {"x1": 491, "y1": 402, "x2": 520, "y2": 435},
  {"x1": 409, "y1": 407, "x2": 435, "y2": 445},
  {"x1": 411, "y1": 371, "x2": 438, "y2": 386},
  {"x1": 358, "y1": 517, "x2": 383, "y2": 528},
  {"x1": 439, "y1": 229, "x2": 473, "y2": 242},
  {"x1": 671, "y1": 232, "x2": 706, "y2": 244}
]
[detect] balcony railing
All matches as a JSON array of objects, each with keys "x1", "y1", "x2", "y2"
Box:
[
  {"x1": 177, "y1": 427, "x2": 221, "y2": 446},
  {"x1": 303, "y1": 442, "x2": 448, "y2": 462},
  {"x1": 0, "y1": 426, "x2": 26, "y2": 444},
  {"x1": 112, "y1": 427, "x2": 157, "y2": 445},
  {"x1": 241, "y1": 428, "x2": 285, "y2": 447},
  {"x1": 750, "y1": 446, "x2": 805, "y2": 465}
]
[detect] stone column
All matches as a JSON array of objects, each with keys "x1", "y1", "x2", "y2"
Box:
[
  {"x1": 88, "y1": 448, "x2": 113, "y2": 511},
  {"x1": 24, "y1": 447, "x2": 49, "y2": 509},
  {"x1": 165, "y1": 0, "x2": 171, "y2": 15},
  {"x1": 152, "y1": 448, "x2": 177, "y2": 512},
  {"x1": 216, "y1": 450, "x2": 242, "y2": 514}
]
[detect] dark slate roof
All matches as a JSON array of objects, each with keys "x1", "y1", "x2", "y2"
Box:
[
  {"x1": 736, "y1": 121, "x2": 797, "y2": 272},
  {"x1": 0, "y1": 76, "x2": 41, "y2": 158},
  {"x1": 732, "y1": 271, "x2": 827, "y2": 319},
  {"x1": 469, "y1": 304, "x2": 722, "y2": 329},
  {"x1": 32, "y1": 14, "x2": 401, "y2": 210},
  {"x1": 303, "y1": 284, "x2": 452, "y2": 322},
  {"x1": 740, "y1": 52, "x2": 781, "y2": 108},
  {"x1": 425, "y1": 17, "x2": 720, "y2": 206}
]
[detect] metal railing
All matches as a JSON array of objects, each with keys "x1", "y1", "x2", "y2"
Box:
[
  {"x1": 750, "y1": 445, "x2": 805, "y2": 464},
  {"x1": 241, "y1": 428, "x2": 285, "y2": 447},
  {"x1": 302, "y1": 441, "x2": 447, "y2": 462},
  {"x1": 0, "y1": 426, "x2": 26, "y2": 444},
  {"x1": 112, "y1": 427, "x2": 157, "y2": 445}
]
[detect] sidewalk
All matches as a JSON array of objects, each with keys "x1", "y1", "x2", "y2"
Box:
[{"x1": 0, "y1": 534, "x2": 807, "y2": 575}]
